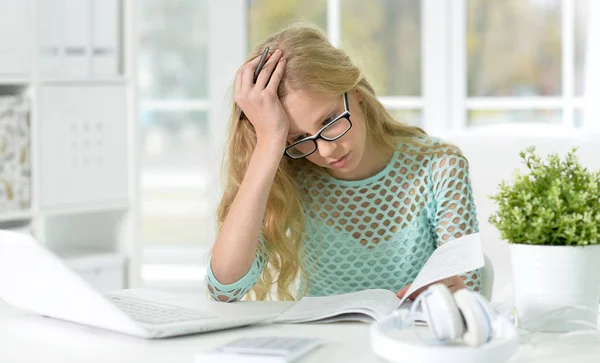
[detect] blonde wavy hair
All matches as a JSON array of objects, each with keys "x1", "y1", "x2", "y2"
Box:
[{"x1": 216, "y1": 23, "x2": 429, "y2": 301}]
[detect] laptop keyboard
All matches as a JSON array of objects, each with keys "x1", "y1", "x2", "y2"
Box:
[{"x1": 108, "y1": 295, "x2": 213, "y2": 325}]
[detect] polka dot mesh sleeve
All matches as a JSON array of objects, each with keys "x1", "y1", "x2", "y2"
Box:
[
  {"x1": 430, "y1": 148, "x2": 482, "y2": 292},
  {"x1": 205, "y1": 237, "x2": 268, "y2": 302}
]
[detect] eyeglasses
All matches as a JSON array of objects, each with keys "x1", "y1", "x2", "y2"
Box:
[{"x1": 284, "y1": 92, "x2": 352, "y2": 159}]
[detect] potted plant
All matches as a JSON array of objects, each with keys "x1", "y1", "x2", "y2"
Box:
[{"x1": 489, "y1": 147, "x2": 600, "y2": 332}]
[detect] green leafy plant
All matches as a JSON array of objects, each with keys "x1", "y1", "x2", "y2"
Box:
[{"x1": 488, "y1": 147, "x2": 600, "y2": 246}]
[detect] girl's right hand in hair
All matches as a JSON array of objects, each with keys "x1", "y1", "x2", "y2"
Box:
[{"x1": 235, "y1": 49, "x2": 289, "y2": 148}]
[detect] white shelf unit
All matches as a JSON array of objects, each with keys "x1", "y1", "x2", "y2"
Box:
[{"x1": 0, "y1": 0, "x2": 139, "y2": 292}]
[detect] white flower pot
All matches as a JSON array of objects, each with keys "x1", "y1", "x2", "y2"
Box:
[{"x1": 509, "y1": 243, "x2": 600, "y2": 332}]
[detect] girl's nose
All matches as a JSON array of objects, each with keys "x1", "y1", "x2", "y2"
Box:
[{"x1": 316, "y1": 139, "x2": 338, "y2": 159}]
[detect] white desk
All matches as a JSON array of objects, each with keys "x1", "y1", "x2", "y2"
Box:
[{"x1": 1, "y1": 294, "x2": 599, "y2": 363}]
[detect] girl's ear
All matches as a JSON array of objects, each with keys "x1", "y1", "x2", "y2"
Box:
[{"x1": 354, "y1": 89, "x2": 364, "y2": 104}]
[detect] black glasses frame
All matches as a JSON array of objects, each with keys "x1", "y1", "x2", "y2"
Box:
[{"x1": 284, "y1": 92, "x2": 352, "y2": 159}]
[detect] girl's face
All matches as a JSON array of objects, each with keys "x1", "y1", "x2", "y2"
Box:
[{"x1": 282, "y1": 89, "x2": 368, "y2": 180}]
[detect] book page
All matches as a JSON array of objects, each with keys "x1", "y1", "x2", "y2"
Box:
[
  {"x1": 315, "y1": 313, "x2": 378, "y2": 324},
  {"x1": 273, "y1": 233, "x2": 483, "y2": 324},
  {"x1": 397, "y1": 233, "x2": 484, "y2": 305},
  {"x1": 274, "y1": 289, "x2": 399, "y2": 323}
]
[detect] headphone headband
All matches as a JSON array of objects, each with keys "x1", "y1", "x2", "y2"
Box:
[{"x1": 370, "y1": 288, "x2": 519, "y2": 363}]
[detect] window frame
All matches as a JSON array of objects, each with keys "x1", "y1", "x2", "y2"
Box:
[
  {"x1": 140, "y1": 0, "x2": 247, "y2": 289},
  {"x1": 450, "y1": 0, "x2": 584, "y2": 131}
]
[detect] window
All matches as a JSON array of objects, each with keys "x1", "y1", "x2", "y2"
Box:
[
  {"x1": 248, "y1": 0, "x2": 327, "y2": 50},
  {"x1": 248, "y1": 0, "x2": 423, "y2": 127},
  {"x1": 139, "y1": 0, "x2": 211, "y2": 248},
  {"x1": 456, "y1": 0, "x2": 590, "y2": 128},
  {"x1": 341, "y1": 0, "x2": 421, "y2": 97},
  {"x1": 341, "y1": 0, "x2": 422, "y2": 126},
  {"x1": 138, "y1": 0, "x2": 212, "y2": 289}
]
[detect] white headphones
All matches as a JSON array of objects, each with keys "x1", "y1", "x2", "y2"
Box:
[{"x1": 370, "y1": 283, "x2": 518, "y2": 363}]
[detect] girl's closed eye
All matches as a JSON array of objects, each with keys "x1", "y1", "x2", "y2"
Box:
[
  {"x1": 289, "y1": 119, "x2": 333, "y2": 143},
  {"x1": 288, "y1": 109, "x2": 340, "y2": 144},
  {"x1": 292, "y1": 134, "x2": 308, "y2": 142},
  {"x1": 289, "y1": 134, "x2": 307, "y2": 143},
  {"x1": 323, "y1": 111, "x2": 338, "y2": 124}
]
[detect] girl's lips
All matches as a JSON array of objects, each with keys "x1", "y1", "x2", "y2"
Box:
[{"x1": 330, "y1": 152, "x2": 349, "y2": 168}]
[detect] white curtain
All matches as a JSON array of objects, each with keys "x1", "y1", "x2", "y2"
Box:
[{"x1": 584, "y1": 0, "x2": 600, "y2": 129}]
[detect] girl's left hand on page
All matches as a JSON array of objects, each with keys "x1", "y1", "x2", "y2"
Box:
[{"x1": 396, "y1": 275, "x2": 466, "y2": 301}]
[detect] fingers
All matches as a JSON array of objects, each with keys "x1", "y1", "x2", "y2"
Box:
[
  {"x1": 445, "y1": 275, "x2": 466, "y2": 293},
  {"x1": 408, "y1": 286, "x2": 428, "y2": 301},
  {"x1": 440, "y1": 275, "x2": 463, "y2": 288},
  {"x1": 266, "y1": 57, "x2": 286, "y2": 93},
  {"x1": 237, "y1": 49, "x2": 285, "y2": 95},
  {"x1": 255, "y1": 49, "x2": 283, "y2": 88},
  {"x1": 397, "y1": 276, "x2": 468, "y2": 302},
  {"x1": 241, "y1": 52, "x2": 270, "y2": 92},
  {"x1": 397, "y1": 284, "x2": 428, "y2": 301},
  {"x1": 396, "y1": 284, "x2": 411, "y2": 298}
]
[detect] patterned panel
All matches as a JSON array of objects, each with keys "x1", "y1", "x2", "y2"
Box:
[{"x1": 0, "y1": 95, "x2": 31, "y2": 213}]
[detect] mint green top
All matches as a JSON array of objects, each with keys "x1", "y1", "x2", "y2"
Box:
[{"x1": 206, "y1": 137, "x2": 482, "y2": 301}]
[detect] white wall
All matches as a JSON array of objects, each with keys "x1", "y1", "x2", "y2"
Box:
[{"x1": 446, "y1": 126, "x2": 600, "y2": 303}]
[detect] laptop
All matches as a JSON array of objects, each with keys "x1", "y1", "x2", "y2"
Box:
[{"x1": 0, "y1": 230, "x2": 275, "y2": 339}]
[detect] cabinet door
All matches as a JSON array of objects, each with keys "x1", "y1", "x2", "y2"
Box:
[
  {"x1": 0, "y1": 0, "x2": 31, "y2": 74},
  {"x1": 38, "y1": 85, "x2": 129, "y2": 209}
]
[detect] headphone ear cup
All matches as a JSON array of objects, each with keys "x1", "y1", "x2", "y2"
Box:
[
  {"x1": 421, "y1": 284, "x2": 465, "y2": 342},
  {"x1": 453, "y1": 289, "x2": 492, "y2": 347}
]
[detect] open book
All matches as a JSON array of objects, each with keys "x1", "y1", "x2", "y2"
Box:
[{"x1": 274, "y1": 233, "x2": 484, "y2": 324}]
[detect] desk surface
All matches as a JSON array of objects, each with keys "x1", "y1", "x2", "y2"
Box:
[{"x1": 1, "y1": 294, "x2": 599, "y2": 363}]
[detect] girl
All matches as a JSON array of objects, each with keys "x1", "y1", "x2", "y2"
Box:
[{"x1": 207, "y1": 24, "x2": 481, "y2": 302}]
